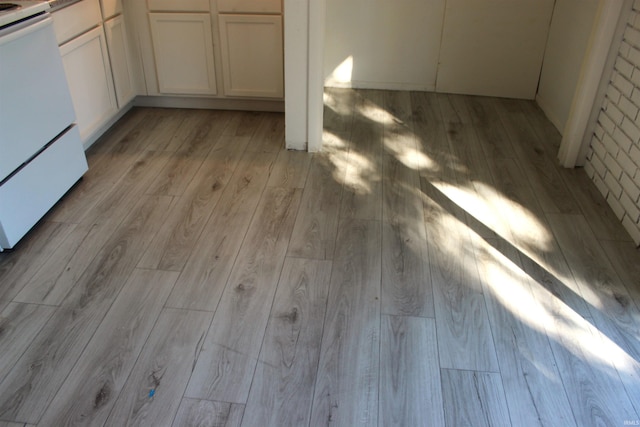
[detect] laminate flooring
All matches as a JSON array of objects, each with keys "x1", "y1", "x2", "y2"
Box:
[{"x1": 0, "y1": 89, "x2": 639, "y2": 426}]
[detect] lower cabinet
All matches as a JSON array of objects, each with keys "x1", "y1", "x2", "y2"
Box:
[
  {"x1": 59, "y1": 25, "x2": 118, "y2": 142},
  {"x1": 218, "y1": 14, "x2": 283, "y2": 98},
  {"x1": 104, "y1": 14, "x2": 136, "y2": 107},
  {"x1": 148, "y1": 12, "x2": 218, "y2": 95}
]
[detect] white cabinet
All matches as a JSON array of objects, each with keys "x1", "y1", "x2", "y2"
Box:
[
  {"x1": 149, "y1": 12, "x2": 217, "y2": 95},
  {"x1": 59, "y1": 25, "x2": 118, "y2": 141},
  {"x1": 217, "y1": 0, "x2": 281, "y2": 14},
  {"x1": 104, "y1": 14, "x2": 136, "y2": 106},
  {"x1": 218, "y1": 14, "x2": 283, "y2": 98}
]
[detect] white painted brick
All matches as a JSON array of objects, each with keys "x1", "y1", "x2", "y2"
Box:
[
  {"x1": 618, "y1": 95, "x2": 639, "y2": 119},
  {"x1": 617, "y1": 148, "x2": 639, "y2": 177},
  {"x1": 630, "y1": 145, "x2": 640, "y2": 166},
  {"x1": 592, "y1": 173, "x2": 610, "y2": 198},
  {"x1": 592, "y1": 135, "x2": 608, "y2": 160},
  {"x1": 607, "y1": 191, "x2": 626, "y2": 219},
  {"x1": 604, "y1": 152, "x2": 624, "y2": 180},
  {"x1": 625, "y1": 25, "x2": 640, "y2": 47},
  {"x1": 616, "y1": 56, "x2": 634, "y2": 79},
  {"x1": 613, "y1": 127, "x2": 634, "y2": 152},
  {"x1": 620, "y1": 41, "x2": 632, "y2": 60},
  {"x1": 621, "y1": 191, "x2": 640, "y2": 222},
  {"x1": 620, "y1": 172, "x2": 640, "y2": 201},
  {"x1": 585, "y1": 161, "x2": 596, "y2": 180},
  {"x1": 634, "y1": 0, "x2": 640, "y2": 12},
  {"x1": 632, "y1": 68, "x2": 640, "y2": 87},
  {"x1": 605, "y1": 102, "x2": 624, "y2": 125},
  {"x1": 607, "y1": 84, "x2": 622, "y2": 104},
  {"x1": 621, "y1": 117, "x2": 640, "y2": 142},
  {"x1": 605, "y1": 168, "x2": 624, "y2": 197},
  {"x1": 599, "y1": 111, "x2": 616, "y2": 135},
  {"x1": 590, "y1": 151, "x2": 607, "y2": 178},
  {"x1": 613, "y1": 72, "x2": 635, "y2": 97},
  {"x1": 595, "y1": 124, "x2": 605, "y2": 141},
  {"x1": 634, "y1": 11, "x2": 640, "y2": 29},
  {"x1": 621, "y1": 215, "x2": 640, "y2": 245},
  {"x1": 631, "y1": 87, "x2": 640, "y2": 106}
]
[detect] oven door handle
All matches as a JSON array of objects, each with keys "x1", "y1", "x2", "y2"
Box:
[{"x1": 0, "y1": 13, "x2": 51, "y2": 46}]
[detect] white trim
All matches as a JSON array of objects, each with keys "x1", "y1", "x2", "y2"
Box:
[
  {"x1": 558, "y1": 0, "x2": 627, "y2": 167},
  {"x1": 306, "y1": 0, "x2": 325, "y2": 152},
  {"x1": 283, "y1": 0, "x2": 309, "y2": 150},
  {"x1": 325, "y1": 80, "x2": 436, "y2": 92}
]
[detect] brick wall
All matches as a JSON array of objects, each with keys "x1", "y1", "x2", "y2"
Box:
[{"x1": 585, "y1": 1, "x2": 640, "y2": 245}]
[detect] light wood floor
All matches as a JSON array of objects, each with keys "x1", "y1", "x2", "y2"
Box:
[{"x1": 1, "y1": 89, "x2": 639, "y2": 427}]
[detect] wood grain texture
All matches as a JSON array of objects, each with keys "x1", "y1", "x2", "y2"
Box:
[
  {"x1": 0, "y1": 195, "x2": 173, "y2": 423},
  {"x1": 547, "y1": 213, "x2": 640, "y2": 411},
  {"x1": 379, "y1": 315, "x2": 444, "y2": 427},
  {"x1": 0, "y1": 221, "x2": 75, "y2": 310},
  {"x1": 600, "y1": 240, "x2": 640, "y2": 311},
  {"x1": 267, "y1": 149, "x2": 313, "y2": 188},
  {"x1": 340, "y1": 89, "x2": 384, "y2": 221},
  {"x1": 38, "y1": 268, "x2": 178, "y2": 426},
  {"x1": 15, "y1": 150, "x2": 171, "y2": 305},
  {"x1": 173, "y1": 399, "x2": 244, "y2": 427},
  {"x1": 138, "y1": 147, "x2": 244, "y2": 271},
  {"x1": 185, "y1": 187, "x2": 301, "y2": 403},
  {"x1": 287, "y1": 155, "x2": 343, "y2": 260},
  {"x1": 146, "y1": 110, "x2": 231, "y2": 196},
  {"x1": 249, "y1": 112, "x2": 285, "y2": 153},
  {"x1": 475, "y1": 239, "x2": 577, "y2": 427},
  {"x1": 494, "y1": 98, "x2": 580, "y2": 214},
  {"x1": 423, "y1": 189, "x2": 499, "y2": 372},
  {"x1": 0, "y1": 303, "x2": 55, "y2": 384},
  {"x1": 104, "y1": 308, "x2": 213, "y2": 427},
  {"x1": 242, "y1": 258, "x2": 332, "y2": 427},
  {"x1": 310, "y1": 219, "x2": 381, "y2": 427},
  {"x1": 164, "y1": 150, "x2": 276, "y2": 310},
  {"x1": 441, "y1": 369, "x2": 511, "y2": 427}
]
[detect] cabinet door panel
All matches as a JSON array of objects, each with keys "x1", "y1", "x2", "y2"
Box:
[
  {"x1": 217, "y1": 0, "x2": 281, "y2": 14},
  {"x1": 105, "y1": 15, "x2": 136, "y2": 107},
  {"x1": 218, "y1": 14, "x2": 283, "y2": 98},
  {"x1": 60, "y1": 25, "x2": 118, "y2": 142},
  {"x1": 101, "y1": 0, "x2": 123, "y2": 19},
  {"x1": 147, "y1": 0, "x2": 210, "y2": 12},
  {"x1": 149, "y1": 13, "x2": 217, "y2": 95}
]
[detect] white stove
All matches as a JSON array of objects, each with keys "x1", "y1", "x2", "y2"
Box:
[
  {"x1": 0, "y1": 1, "x2": 49, "y2": 27},
  {"x1": 0, "y1": 0, "x2": 88, "y2": 250}
]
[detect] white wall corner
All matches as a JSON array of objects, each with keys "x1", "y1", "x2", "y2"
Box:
[{"x1": 284, "y1": 0, "x2": 309, "y2": 150}]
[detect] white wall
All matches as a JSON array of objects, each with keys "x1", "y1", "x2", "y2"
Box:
[
  {"x1": 323, "y1": 0, "x2": 555, "y2": 99},
  {"x1": 536, "y1": 0, "x2": 599, "y2": 133},
  {"x1": 584, "y1": 0, "x2": 640, "y2": 245},
  {"x1": 323, "y1": 0, "x2": 445, "y2": 91}
]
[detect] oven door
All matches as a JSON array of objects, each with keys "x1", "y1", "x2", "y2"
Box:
[{"x1": 0, "y1": 13, "x2": 76, "y2": 181}]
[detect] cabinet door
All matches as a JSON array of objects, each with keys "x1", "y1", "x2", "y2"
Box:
[
  {"x1": 105, "y1": 15, "x2": 136, "y2": 107},
  {"x1": 218, "y1": 14, "x2": 283, "y2": 98},
  {"x1": 60, "y1": 25, "x2": 118, "y2": 142},
  {"x1": 149, "y1": 13, "x2": 217, "y2": 95},
  {"x1": 217, "y1": 0, "x2": 281, "y2": 14}
]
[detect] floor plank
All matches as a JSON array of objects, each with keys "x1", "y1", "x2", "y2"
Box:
[
  {"x1": 441, "y1": 369, "x2": 511, "y2": 427},
  {"x1": 287, "y1": 155, "x2": 343, "y2": 260},
  {"x1": 164, "y1": 150, "x2": 276, "y2": 310},
  {"x1": 0, "y1": 303, "x2": 55, "y2": 385},
  {"x1": 138, "y1": 147, "x2": 245, "y2": 272},
  {"x1": 173, "y1": 399, "x2": 244, "y2": 427},
  {"x1": 379, "y1": 315, "x2": 444, "y2": 427},
  {"x1": 267, "y1": 149, "x2": 313, "y2": 189},
  {"x1": 104, "y1": 308, "x2": 213, "y2": 427},
  {"x1": 185, "y1": 187, "x2": 301, "y2": 403},
  {"x1": 310, "y1": 219, "x2": 381, "y2": 427},
  {"x1": 475, "y1": 239, "x2": 577, "y2": 427},
  {"x1": 38, "y1": 269, "x2": 178, "y2": 427},
  {"x1": 241, "y1": 258, "x2": 331, "y2": 427},
  {"x1": 0, "y1": 195, "x2": 172, "y2": 423}
]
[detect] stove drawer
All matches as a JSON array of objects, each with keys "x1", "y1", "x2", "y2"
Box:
[{"x1": 0, "y1": 125, "x2": 87, "y2": 250}]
